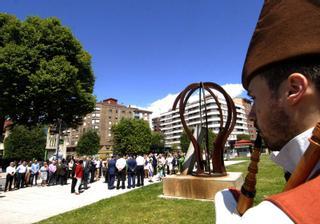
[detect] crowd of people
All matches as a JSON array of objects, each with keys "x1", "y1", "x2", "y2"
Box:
[
  {"x1": 70, "y1": 152, "x2": 185, "y2": 194},
  {"x1": 3, "y1": 158, "x2": 84, "y2": 192},
  {"x1": 3, "y1": 152, "x2": 186, "y2": 195}
]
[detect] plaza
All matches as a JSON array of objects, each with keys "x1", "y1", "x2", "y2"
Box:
[
  {"x1": 0, "y1": 160, "x2": 245, "y2": 224},
  {"x1": 0, "y1": 176, "x2": 159, "y2": 224}
]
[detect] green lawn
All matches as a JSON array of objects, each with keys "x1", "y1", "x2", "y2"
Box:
[
  {"x1": 228, "y1": 155, "x2": 285, "y2": 204},
  {"x1": 38, "y1": 155, "x2": 285, "y2": 224}
]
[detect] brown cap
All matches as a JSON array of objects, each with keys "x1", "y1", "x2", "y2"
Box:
[{"x1": 242, "y1": 0, "x2": 320, "y2": 90}]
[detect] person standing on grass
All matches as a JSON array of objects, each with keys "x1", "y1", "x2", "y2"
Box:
[
  {"x1": 74, "y1": 160, "x2": 83, "y2": 195},
  {"x1": 215, "y1": 1, "x2": 320, "y2": 223}
]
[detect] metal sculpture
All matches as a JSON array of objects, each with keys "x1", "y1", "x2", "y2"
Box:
[{"x1": 173, "y1": 82, "x2": 237, "y2": 177}]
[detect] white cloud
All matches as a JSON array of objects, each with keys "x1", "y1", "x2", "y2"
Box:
[
  {"x1": 146, "y1": 93, "x2": 179, "y2": 119},
  {"x1": 145, "y1": 83, "x2": 245, "y2": 119},
  {"x1": 221, "y1": 83, "x2": 245, "y2": 98}
]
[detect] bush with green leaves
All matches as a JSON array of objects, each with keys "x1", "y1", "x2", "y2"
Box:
[
  {"x1": 4, "y1": 125, "x2": 46, "y2": 160},
  {"x1": 0, "y1": 13, "x2": 96, "y2": 138},
  {"x1": 112, "y1": 118, "x2": 152, "y2": 155},
  {"x1": 76, "y1": 129, "x2": 100, "y2": 156},
  {"x1": 150, "y1": 131, "x2": 165, "y2": 152},
  {"x1": 180, "y1": 128, "x2": 217, "y2": 153}
]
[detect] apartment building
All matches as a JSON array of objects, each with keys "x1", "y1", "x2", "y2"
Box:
[
  {"x1": 152, "y1": 117, "x2": 161, "y2": 132},
  {"x1": 158, "y1": 96, "x2": 250, "y2": 148},
  {"x1": 65, "y1": 98, "x2": 152, "y2": 157},
  {"x1": 233, "y1": 97, "x2": 256, "y2": 140}
]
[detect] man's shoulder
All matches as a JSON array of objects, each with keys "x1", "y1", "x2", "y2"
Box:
[
  {"x1": 215, "y1": 190, "x2": 293, "y2": 224},
  {"x1": 266, "y1": 175, "x2": 320, "y2": 224}
]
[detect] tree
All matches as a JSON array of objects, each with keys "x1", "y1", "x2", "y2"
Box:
[
  {"x1": 76, "y1": 129, "x2": 100, "y2": 156},
  {"x1": 171, "y1": 143, "x2": 179, "y2": 152},
  {"x1": 0, "y1": 14, "x2": 96, "y2": 138},
  {"x1": 180, "y1": 130, "x2": 191, "y2": 153},
  {"x1": 180, "y1": 128, "x2": 217, "y2": 153},
  {"x1": 112, "y1": 118, "x2": 152, "y2": 155},
  {"x1": 4, "y1": 125, "x2": 46, "y2": 160},
  {"x1": 237, "y1": 134, "x2": 251, "y2": 141},
  {"x1": 150, "y1": 131, "x2": 165, "y2": 152}
]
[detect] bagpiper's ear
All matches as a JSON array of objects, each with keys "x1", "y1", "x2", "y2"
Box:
[{"x1": 286, "y1": 73, "x2": 308, "y2": 105}]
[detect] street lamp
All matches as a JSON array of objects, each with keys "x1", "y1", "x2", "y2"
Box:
[{"x1": 55, "y1": 118, "x2": 62, "y2": 160}]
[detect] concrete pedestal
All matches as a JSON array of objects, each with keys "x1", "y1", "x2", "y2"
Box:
[{"x1": 162, "y1": 172, "x2": 243, "y2": 200}]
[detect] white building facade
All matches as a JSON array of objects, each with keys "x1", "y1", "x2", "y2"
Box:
[{"x1": 159, "y1": 97, "x2": 249, "y2": 148}]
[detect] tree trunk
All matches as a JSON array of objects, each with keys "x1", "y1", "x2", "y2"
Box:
[{"x1": 0, "y1": 116, "x2": 5, "y2": 142}]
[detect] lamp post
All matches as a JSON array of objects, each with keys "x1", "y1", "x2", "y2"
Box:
[{"x1": 55, "y1": 118, "x2": 62, "y2": 160}]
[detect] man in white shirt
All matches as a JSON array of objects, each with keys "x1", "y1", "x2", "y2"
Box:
[
  {"x1": 16, "y1": 161, "x2": 27, "y2": 189},
  {"x1": 136, "y1": 155, "x2": 145, "y2": 187},
  {"x1": 115, "y1": 155, "x2": 127, "y2": 189},
  {"x1": 4, "y1": 162, "x2": 16, "y2": 191},
  {"x1": 215, "y1": 1, "x2": 320, "y2": 223}
]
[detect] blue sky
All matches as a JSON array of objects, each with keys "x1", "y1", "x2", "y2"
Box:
[{"x1": 1, "y1": 0, "x2": 263, "y2": 113}]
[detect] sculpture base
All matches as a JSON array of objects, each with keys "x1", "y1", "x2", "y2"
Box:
[{"x1": 162, "y1": 172, "x2": 243, "y2": 200}]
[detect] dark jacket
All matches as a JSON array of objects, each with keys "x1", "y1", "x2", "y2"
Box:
[
  {"x1": 107, "y1": 159, "x2": 116, "y2": 175},
  {"x1": 83, "y1": 160, "x2": 90, "y2": 174},
  {"x1": 152, "y1": 155, "x2": 157, "y2": 167},
  {"x1": 127, "y1": 158, "x2": 137, "y2": 173}
]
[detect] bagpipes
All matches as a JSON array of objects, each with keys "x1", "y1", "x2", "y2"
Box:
[{"x1": 236, "y1": 122, "x2": 320, "y2": 215}]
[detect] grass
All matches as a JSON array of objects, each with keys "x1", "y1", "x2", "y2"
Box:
[
  {"x1": 227, "y1": 155, "x2": 285, "y2": 204},
  {"x1": 38, "y1": 155, "x2": 285, "y2": 224}
]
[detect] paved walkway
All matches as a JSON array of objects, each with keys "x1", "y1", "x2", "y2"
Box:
[
  {"x1": 0, "y1": 160, "x2": 245, "y2": 224},
  {"x1": 224, "y1": 160, "x2": 246, "y2": 166},
  {"x1": 0, "y1": 178, "x2": 158, "y2": 224}
]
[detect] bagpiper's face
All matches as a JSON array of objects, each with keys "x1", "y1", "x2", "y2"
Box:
[{"x1": 248, "y1": 75, "x2": 291, "y2": 151}]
